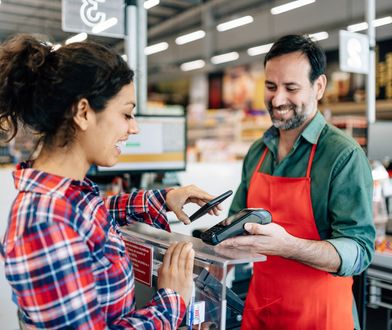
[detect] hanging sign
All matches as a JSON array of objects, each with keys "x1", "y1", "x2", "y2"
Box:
[
  {"x1": 339, "y1": 30, "x2": 369, "y2": 74},
  {"x1": 62, "y1": 0, "x2": 125, "y2": 38}
]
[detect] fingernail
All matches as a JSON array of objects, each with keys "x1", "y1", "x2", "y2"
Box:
[{"x1": 244, "y1": 223, "x2": 252, "y2": 231}]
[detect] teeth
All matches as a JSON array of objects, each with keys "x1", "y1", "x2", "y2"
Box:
[
  {"x1": 115, "y1": 140, "x2": 127, "y2": 152},
  {"x1": 276, "y1": 109, "x2": 290, "y2": 114}
]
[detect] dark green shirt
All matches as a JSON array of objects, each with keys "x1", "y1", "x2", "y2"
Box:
[{"x1": 229, "y1": 111, "x2": 375, "y2": 277}]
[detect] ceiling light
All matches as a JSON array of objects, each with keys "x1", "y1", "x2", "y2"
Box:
[
  {"x1": 247, "y1": 43, "x2": 273, "y2": 56},
  {"x1": 145, "y1": 42, "x2": 168, "y2": 56},
  {"x1": 65, "y1": 33, "x2": 87, "y2": 45},
  {"x1": 175, "y1": 30, "x2": 206, "y2": 45},
  {"x1": 347, "y1": 16, "x2": 392, "y2": 32},
  {"x1": 180, "y1": 59, "x2": 205, "y2": 71},
  {"x1": 374, "y1": 16, "x2": 392, "y2": 27},
  {"x1": 217, "y1": 15, "x2": 254, "y2": 32},
  {"x1": 271, "y1": 0, "x2": 316, "y2": 15},
  {"x1": 308, "y1": 31, "x2": 329, "y2": 41},
  {"x1": 144, "y1": 0, "x2": 159, "y2": 10},
  {"x1": 211, "y1": 52, "x2": 239, "y2": 65},
  {"x1": 92, "y1": 17, "x2": 118, "y2": 34},
  {"x1": 347, "y1": 22, "x2": 368, "y2": 32}
]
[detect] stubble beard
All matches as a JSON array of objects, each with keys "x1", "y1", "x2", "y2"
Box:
[{"x1": 267, "y1": 102, "x2": 313, "y2": 130}]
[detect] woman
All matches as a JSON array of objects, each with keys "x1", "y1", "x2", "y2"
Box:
[{"x1": 0, "y1": 34, "x2": 218, "y2": 329}]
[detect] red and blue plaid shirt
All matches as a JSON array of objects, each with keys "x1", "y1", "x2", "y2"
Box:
[{"x1": 1, "y1": 162, "x2": 185, "y2": 329}]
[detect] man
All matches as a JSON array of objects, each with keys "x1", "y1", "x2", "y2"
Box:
[{"x1": 220, "y1": 35, "x2": 375, "y2": 329}]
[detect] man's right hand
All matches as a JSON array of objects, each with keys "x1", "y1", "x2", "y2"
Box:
[{"x1": 157, "y1": 242, "x2": 195, "y2": 305}]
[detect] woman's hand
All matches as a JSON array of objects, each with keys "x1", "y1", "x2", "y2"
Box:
[
  {"x1": 157, "y1": 242, "x2": 195, "y2": 305},
  {"x1": 166, "y1": 185, "x2": 221, "y2": 224}
]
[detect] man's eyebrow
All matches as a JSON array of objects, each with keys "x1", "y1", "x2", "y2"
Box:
[{"x1": 284, "y1": 82, "x2": 301, "y2": 87}]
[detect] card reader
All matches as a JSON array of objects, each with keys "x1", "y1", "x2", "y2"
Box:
[{"x1": 201, "y1": 208, "x2": 272, "y2": 245}]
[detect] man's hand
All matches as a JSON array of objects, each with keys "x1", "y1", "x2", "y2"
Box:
[
  {"x1": 219, "y1": 222, "x2": 295, "y2": 258},
  {"x1": 219, "y1": 222, "x2": 341, "y2": 273},
  {"x1": 166, "y1": 185, "x2": 221, "y2": 224}
]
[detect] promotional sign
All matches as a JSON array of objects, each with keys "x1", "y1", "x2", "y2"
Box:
[
  {"x1": 62, "y1": 0, "x2": 125, "y2": 38},
  {"x1": 123, "y1": 240, "x2": 154, "y2": 287},
  {"x1": 339, "y1": 30, "x2": 369, "y2": 74}
]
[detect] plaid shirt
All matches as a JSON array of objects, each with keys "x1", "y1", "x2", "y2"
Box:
[{"x1": 1, "y1": 162, "x2": 185, "y2": 329}]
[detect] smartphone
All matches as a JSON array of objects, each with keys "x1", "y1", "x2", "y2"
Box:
[
  {"x1": 200, "y1": 208, "x2": 272, "y2": 245},
  {"x1": 189, "y1": 190, "x2": 233, "y2": 222}
]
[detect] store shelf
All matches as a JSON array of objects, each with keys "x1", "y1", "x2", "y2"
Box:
[
  {"x1": 320, "y1": 100, "x2": 392, "y2": 119},
  {"x1": 187, "y1": 110, "x2": 272, "y2": 161}
]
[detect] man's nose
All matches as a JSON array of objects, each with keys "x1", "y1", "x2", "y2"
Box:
[{"x1": 270, "y1": 89, "x2": 288, "y2": 108}]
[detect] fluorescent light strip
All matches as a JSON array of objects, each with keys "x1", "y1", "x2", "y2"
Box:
[
  {"x1": 175, "y1": 30, "x2": 206, "y2": 45},
  {"x1": 374, "y1": 16, "x2": 392, "y2": 27},
  {"x1": 144, "y1": 0, "x2": 159, "y2": 10},
  {"x1": 145, "y1": 42, "x2": 168, "y2": 56},
  {"x1": 211, "y1": 52, "x2": 239, "y2": 65},
  {"x1": 247, "y1": 43, "x2": 273, "y2": 56},
  {"x1": 217, "y1": 15, "x2": 254, "y2": 32},
  {"x1": 65, "y1": 33, "x2": 88, "y2": 45},
  {"x1": 92, "y1": 17, "x2": 118, "y2": 33},
  {"x1": 181, "y1": 59, "x2": 205, "y2": 71},
  {"x1": 347, "y1": 22, "x2": 368, "y2": 32},
  {"x1": 271, "y1": 0, "x2": 316, "y2": 15},
  {"x1": 308, "y1": 31, "x2": 329, "y2": 41},
  {"x1": 348, "y1": 16, "x2": 392, "y2": 32}
]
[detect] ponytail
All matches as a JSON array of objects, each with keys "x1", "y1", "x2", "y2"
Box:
[{"x1": 0, "y1": 34, "x2": 52, "y2": 140}]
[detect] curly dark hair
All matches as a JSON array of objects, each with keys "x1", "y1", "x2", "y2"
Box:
[
  {"x1": 264, "y1": 34, "x2": 326, "y2": 83},
  {"x1": 0, "y1": 34, "x2": 134, "y2": 146}
]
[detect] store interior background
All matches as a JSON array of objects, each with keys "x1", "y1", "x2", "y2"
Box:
[{"x1": 1, "y1": 0, "x2": 392, "y2": 329}]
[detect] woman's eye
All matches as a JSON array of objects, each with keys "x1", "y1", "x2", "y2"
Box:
[{"x1": 125, "y1": 114, "x2": 134, "y2": 120}]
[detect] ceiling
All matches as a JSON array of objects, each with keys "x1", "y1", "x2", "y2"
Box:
[{"x1": 0, "y1": 0, "x2": 392, "y2": 83}]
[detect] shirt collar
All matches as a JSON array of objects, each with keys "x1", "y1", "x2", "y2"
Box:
[
  {"x1": 301, "y1": 111, "x2": 326, "y2": 144},
  {"x1": 13, "y1": 162, "x2": 100, "y2": 197}
]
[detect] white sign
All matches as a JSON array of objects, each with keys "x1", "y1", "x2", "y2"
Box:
[
  {"x1": 339, "y1": 30, "x2": 369, "y2": 74},
  {"x1": 62, "y1": 0, "x2": 125, "y2": 38}
]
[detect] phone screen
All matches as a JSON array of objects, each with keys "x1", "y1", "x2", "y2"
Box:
[{"x1": 189, "y1": 190, "x2": 233, "y2": 222}]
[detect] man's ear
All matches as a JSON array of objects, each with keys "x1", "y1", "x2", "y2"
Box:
[
  {"x1": 73, "y1": 98, "x2": 92, "y2": 131},
  {"x1": 315, "y1": 74, "x2": 327, "y2": 101}
]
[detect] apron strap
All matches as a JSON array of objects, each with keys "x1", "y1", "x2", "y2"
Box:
[
  {"x1": 306, "y1": 144, "x2": 317, "y2": 178},
  {"x1": 255, "y1": 147, "x2": 269, "y2": 173}
]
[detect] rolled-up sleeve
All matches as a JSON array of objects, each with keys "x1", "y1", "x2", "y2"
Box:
[{"x1": 327, "y1": 147, "x2": 375, "y2": 276}]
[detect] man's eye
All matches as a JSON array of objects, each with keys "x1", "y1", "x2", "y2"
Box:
[
  {"x1": 125, "y1": 114, "x2": 134, "y2": 120},
  {"x1": 266, "y1": 85, "x2": 276, "y2": 91}
]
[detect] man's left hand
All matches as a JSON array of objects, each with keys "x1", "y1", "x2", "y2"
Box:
[{"x1": 219, "y1": 222, "x2": 296, "y2": 258}]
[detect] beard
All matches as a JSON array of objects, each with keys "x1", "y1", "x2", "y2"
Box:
[{"x1": 267, "y1": 101, "x2": 313, "y2": 130}]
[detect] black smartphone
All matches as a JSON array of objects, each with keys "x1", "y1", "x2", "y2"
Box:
[
  {"x1": 189, "y1": 190, "x2": 233, "y2": 222},
  {"x1": 200, "y1": 208, "x2": 272, "y2": 245}
]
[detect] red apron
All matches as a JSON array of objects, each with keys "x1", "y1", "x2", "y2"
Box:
[{"x1": 241, "y1": 144, "x2": 354, "y2": 330}]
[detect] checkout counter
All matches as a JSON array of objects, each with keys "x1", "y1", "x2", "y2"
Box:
[
  {"x1": 119, "y1": 222, "x2": 266, "y2": 330},
  {"x1": 367, "y1": 251, "x2": 392, "y2": 330}
]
